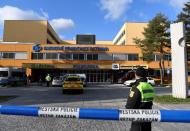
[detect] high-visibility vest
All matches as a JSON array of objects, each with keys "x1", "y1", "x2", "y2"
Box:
[
  {"x1": 45, "y1": 75, "x2": 51, "y2": 82},
  {"x1": 137, "y1": 82, "x2": 155, "y2": 102}
]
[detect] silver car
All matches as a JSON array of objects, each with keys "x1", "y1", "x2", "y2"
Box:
[
  {"x1": 52, "y1": 76, "x2": 64, "y2": 87},
  {"x1": 124, "y1": 77, "x2": 155, "y2": 87}
]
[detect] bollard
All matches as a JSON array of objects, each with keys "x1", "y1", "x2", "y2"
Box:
[{"x1": 1, "y1": 105, "x2": 190, "y2": 123}]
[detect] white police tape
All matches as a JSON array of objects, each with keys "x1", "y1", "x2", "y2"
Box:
[
  {"x1": 38, "y1": 107, "x2": 79, "y2": 118},
  {"x1": 1, "y1": 105, "x2": 190, "y2": 123},
  {"x1": 119, "y1": 109, "x2": 161, "y2": 122}
]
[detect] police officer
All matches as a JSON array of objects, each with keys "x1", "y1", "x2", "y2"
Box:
[
  {"x1": 45, "y1": 74, "x2": 51, "y2": 87},
  {"x1": 125, "y1": 67, "x2": 155, "y2": 131}
]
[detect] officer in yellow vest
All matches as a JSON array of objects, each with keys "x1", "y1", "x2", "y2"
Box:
[
  {"x1": 45, "y1": 74, "x2": 52, "y2": 87},
  {"x1": 125, "y1": 67, "x2": 155, "y2": 131}
]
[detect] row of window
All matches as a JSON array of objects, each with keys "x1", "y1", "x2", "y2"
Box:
[
  {"x1": 31, "y1": 53, "x2": 171, "y2": 61},
  {"x1": 31, "y1": 53, "x2": 139, "y2": 61},
  {"x1": 0, "y1": 52, "x2": 172, "y2": 61},
  {"x1": 144, "y1": 54, "x2": 172, "y2": 61},
  {"x1": 0, "y1": 52, "x2": 27, "y2": 59}
]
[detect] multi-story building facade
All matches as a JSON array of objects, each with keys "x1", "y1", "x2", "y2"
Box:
[
  {"x1": 113, "y1": 22, "x2": 147, "y2": 45},
  {"x1": 3, "y1": 20, "x2": 62, "y2": 44},
  {"x1": 0, "y1": 20, "x2": 175, "y2": 83}
]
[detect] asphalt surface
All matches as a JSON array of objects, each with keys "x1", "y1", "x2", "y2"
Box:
[{"x1": 0, "y1": 84, "x2": 189, "y2": 131}]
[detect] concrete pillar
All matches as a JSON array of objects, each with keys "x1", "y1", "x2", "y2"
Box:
[{"x1": 170, "y1": 22, "x2": 188, "y2": 98}]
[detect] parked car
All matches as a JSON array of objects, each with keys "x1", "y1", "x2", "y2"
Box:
[
  {"x1": 117, "y1": 78, "x2": 123, "y2": 84},
  {"x1": 147, "y1": 77, "x2": 155, "y2": 86},
  {"x1": 123, "y1": 79, "x2": 136, "y2": 87},
  {"x1": 52, "y1": 76, "x2": 64, "y2": 87},
  {"x1": 0, "y1": 67, "x2": 27, "y2": 87},
  {"x1": 62, "y1": 75, "x2": 83, "y2": 94},
  {"x1": 63, "y1": 74, "x2": 87, "y2": 87},
  {"x1": 123, "y1": 77, "x2": 155, "y2": 87}
]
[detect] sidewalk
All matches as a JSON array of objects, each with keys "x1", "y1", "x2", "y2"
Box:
[{"x1": 154, "y1": 102, "x2": 190, "y2": 110}]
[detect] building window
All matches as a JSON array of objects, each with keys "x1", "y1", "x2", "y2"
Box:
[
  {"x1": 188, "y1": 71, "x2": 190, "y2": 76},
  {"x1": 15, "y1": 52, "x2": 27, "y2": 59},
  {"x1": 0, "y1": 52, "x2": 28, "y2": 59},
  {"x1": 93, "y1": 54, "x2": 98, "y2": 60},
  {"x1": 87, "y1": 54, "x2": 98, "y2": 60},
  {"x1": 79, "y1": 54, "x2": 85, "y2": 60},
  {"x1": 164, "y1": 54, "x2": 171, "y2": 61},
  {"x1": 113, "y1": 54, "x2": 127, "y2": 60},
  {"x1": 148, "y1": 69, "x2": 155, "y2": 76},
  {"x1": 73, "y1": 54, "x2": 85, "y2": 60},
  {"x1": 155, "y1": 54, "x2": 161, "y2": 61},
  {"x1": 45, "y1": 53, "x2": 58, "y2": 59},
  {"x1": 73, "y1": 54, "x2": 78, "y2": 60},
  {"x1": 98, "y1": 53, "x2": 113, "y2": 60},
  {"x1": 87, "y1": 54, "x2": 93, "y2": 60},
  {"x1": 128, "y1": 54, "x2": 139, "y2": 61},
  {"x1": 154, "y1": 70, "x2": 160, "y2": 76},
  {"x1": 32, "y1": 53, "x2": 44, "y2": 59},
  {"x1": 1, "y1": 52, "x2": 15, "y2": 59},
  {"x1": 59, "y1": 53, "x2": 72, "y2": 60},
  {"x1": 142, "y1": 54, "x2": 155, "y2": 61}
]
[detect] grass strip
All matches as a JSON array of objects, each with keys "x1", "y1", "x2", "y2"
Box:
[
  {"x1": 0, "y1": 96, "x2": 17, "y2": 102},
  {"x1": 154, "y1": 95, "x2": 190, "y2": 104}
]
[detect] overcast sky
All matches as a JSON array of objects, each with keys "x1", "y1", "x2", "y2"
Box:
[{"x1": 0, "y1": 0, "x2": 188, "y2": 40}]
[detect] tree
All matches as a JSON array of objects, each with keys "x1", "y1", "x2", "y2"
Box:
[
  {"x1": 134, "y1": 13, "x2": 170, "y2": 85},
  {"x1": 176, "y1": 1, "x2": 190, "y2": 44}
]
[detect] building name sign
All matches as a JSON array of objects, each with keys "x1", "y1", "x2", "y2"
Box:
[
  {"x1": 73, "y1": 64, "x2": 98, "y2": 69},
  {"x1": 33, "y1": 45, "x2": 109, "y2": 52},
  {"x1": 23, "y1": 63, "x2": 55, "y2": 69}
]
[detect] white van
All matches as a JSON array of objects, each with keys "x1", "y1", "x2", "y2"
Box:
[
  {"x1": 0, "y1": 67, "x2": 10, "y2": 86},
  {"x1": 0, "y1": 67, "x2": 27, "y2": 86}
]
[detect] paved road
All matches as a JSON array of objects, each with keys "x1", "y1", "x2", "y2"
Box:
[{"x1": 0, "y1": 84, "x2": 189, "y2": 131}]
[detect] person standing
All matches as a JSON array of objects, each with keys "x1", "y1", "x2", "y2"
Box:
[
  {"x1": 45, "y1": 74, "x2": 51, "y2": 87},
  {"x1": 125, "y1": 67, "x2": 155, "y2": 131},
  {"x1": 27, "y1": 75, "x2": 32, "y2": 86}
]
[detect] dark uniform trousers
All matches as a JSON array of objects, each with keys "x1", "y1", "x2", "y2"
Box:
[
  {"x1": 130, "y1": 119, "x2": 151, "y2": 131},
  {"x1": 130, "y1": 104, "x2": 152, "y2": 131}
]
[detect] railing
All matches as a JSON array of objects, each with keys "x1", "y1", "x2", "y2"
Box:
[{"x1": 0, "y1": 105, "x2": 190, "y2": 123}]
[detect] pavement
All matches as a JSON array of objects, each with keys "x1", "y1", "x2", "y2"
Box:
[{"x1": 0, "y1": 84, "x2": 189, "y2": 131}]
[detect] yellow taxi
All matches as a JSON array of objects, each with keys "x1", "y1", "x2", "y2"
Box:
[{"x1": 62, "y1": 75, "x2": 83, "y2": 94}]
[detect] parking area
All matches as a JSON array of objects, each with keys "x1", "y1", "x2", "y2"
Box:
[{"x1": 0, "y1": 85, "x2": 189, "y2": 131}]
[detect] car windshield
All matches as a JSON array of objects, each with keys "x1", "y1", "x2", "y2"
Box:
[
  {"x1": 53, "y1": 76, "x2": 62, "y2": 80},
  {"x1": 0, "y1": 71, "x2": 8, "y2": 77},
  {"x1": 81, "y1": 78, "x2": 85, "y2": 81},
  {"x1": 66, "y1": 77, "x2": 80, "y2": 81}
]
